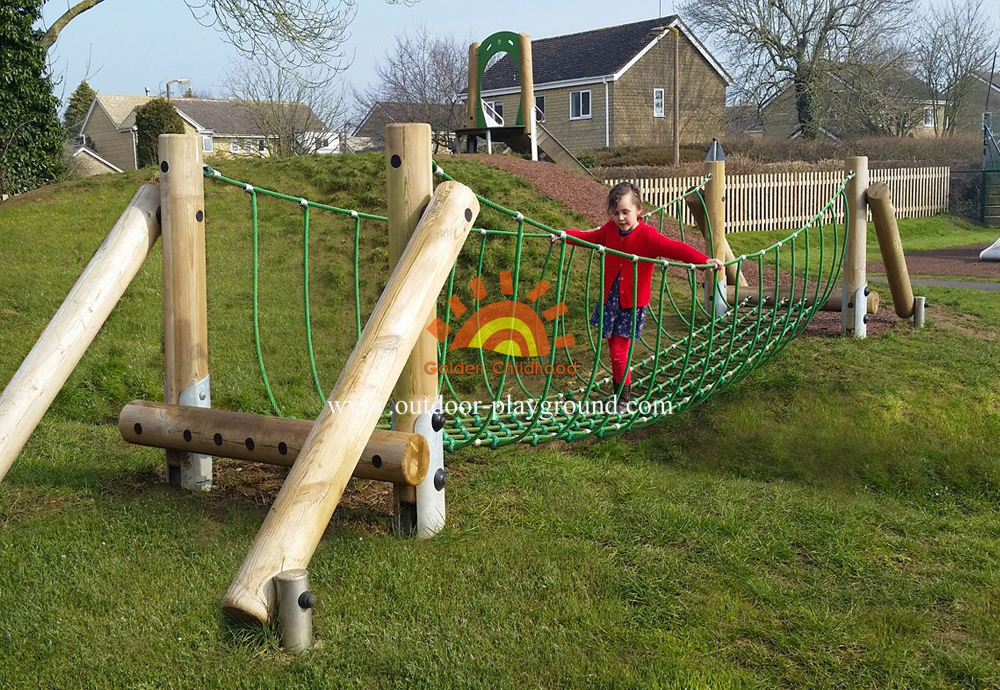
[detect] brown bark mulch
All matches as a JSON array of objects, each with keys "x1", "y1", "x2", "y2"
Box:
[{"x1": 868, "y1": 244, "x2": 1000, "y2": 280}]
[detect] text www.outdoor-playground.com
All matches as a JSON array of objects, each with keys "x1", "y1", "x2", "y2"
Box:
[{"x1": 326, "y1": 396, "x2": 674, "y2": 420}]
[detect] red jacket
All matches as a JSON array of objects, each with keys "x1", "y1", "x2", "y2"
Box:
[{"x1": 565, "y1": 220, "x2": 710, "y2": 308}]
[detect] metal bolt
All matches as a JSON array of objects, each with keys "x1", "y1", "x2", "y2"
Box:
[
  {"x1": 433, "y1": 468, "x2": 446, "y2": 491},
  {"x1": 431, "y1": 412, "x2": 445, "y2": 432}
]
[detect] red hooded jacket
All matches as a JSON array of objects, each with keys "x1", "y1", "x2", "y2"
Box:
[{"x1": 565, "y1": 220, "x2": 710, "y2": 308}]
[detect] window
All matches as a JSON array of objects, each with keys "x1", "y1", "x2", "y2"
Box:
[
  {"x1": 488, "y1": 100, "x2": 503, "y2": 120},
  {"x1": 570, "y1": 90, "x2": 591, "y2": 120},
  {"x1": 242, "y1": 138, "x2": 254, "y2": 154},
  {"x1": 229, "y1": 139, "x2": 239, "y2": 154},
  {"x1": 202, "y1": 135, "x2": 214, "y2": 154},
  {"x1": 923, "y1": 107, "x2": 935, "y2": 127},
  {"x1": 534, "y1": 95, "x2": 545, "y2": 123},
  {"x1": 257, "y1": 139, "x2": 266, "y2": 153},
  {"x1": 653, "y1": 88, "x2": 665, "y2": 118}
]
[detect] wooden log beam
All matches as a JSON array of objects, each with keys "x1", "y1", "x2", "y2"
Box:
[
  {"x1": 221, "y1": 180, "x2": 479, "y2": 625},
  {"x1": 726, "y1": 286, "x2": 879, "y2": 314},
  {"x1": 867, "y1": 182, "x2": 915, "y2": 318},
  {"x1": 118, "y1": 401, "x2": 429, "y2": 486},
  {"x1": 843, "y1": 156, "x2": 869, "y2": 336},
  {"x1": 0, "y1": 185, "x2": 160, "y2": 485}
]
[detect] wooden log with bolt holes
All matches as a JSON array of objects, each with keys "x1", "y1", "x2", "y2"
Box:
[
  {"x1": 867, "y1": 182, "x2": 915, "y2": 318},
  {"x1": 726, "y1": 286, "x2": 879, "y2": 314},
  {"x1": 0, "y1": 184, "x2": 160, "y2": 485},
  {"x1": 118, "y1": 401, "x2": 429, "y2": 486},
  {"x1": 220, "y1": 179, "x2": 479, "y2": 624},
  {"x1": 843, "y1": 156, "x2": 869, "y2": 336},
  {"x1": 683, "y1": 191, "x2": 748, "y2": 287},
  {"x1": 386, "y1": 123, "x2": 436, "y2": 514},
  {"x1": 159, "y1": 133, "x2": 212, "y2": 490}
]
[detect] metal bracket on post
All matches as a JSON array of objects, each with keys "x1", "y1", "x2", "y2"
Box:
[
  {"x1": 176, "y1": 373, "x2": 212, "y2": 491},
  {"x1": 275, "y1": 569, "x2": 315, "y2": 654},
  {"x1": 704, "y1": 273, "x2": 728, "y2": 319},
  {"x1": 913, "y1": 295, "x2": 927, "y2": 328},
  {"x1": 841, "y1": 284, "x2": 868, "y2": 338},
  {"x1": 413, "y1": 396, "x2": 446, "y2": 539}
]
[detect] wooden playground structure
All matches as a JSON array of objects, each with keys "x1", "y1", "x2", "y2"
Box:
[{"x1": 0, "y1": 124, "x2": 929, "y2": 649}]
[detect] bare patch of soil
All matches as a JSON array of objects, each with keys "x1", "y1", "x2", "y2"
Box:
[{"x1": 869, "y1": 244, "x2": 1000, "y2": 281}]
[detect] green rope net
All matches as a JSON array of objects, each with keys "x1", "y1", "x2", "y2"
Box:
[{"x1": 203, "y1": 162, "x2": 851, "y2": 452}]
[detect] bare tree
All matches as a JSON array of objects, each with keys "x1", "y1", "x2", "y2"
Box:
[
  {"x1": 912, "y1": 0, "x2": 997, "y2": 135},
  {"x1": 683, "y1": 0, "x2": 917, "y2": 138},
  {"x1": 223, "y1": 60, "x2": 347, "y2": 156},
  {"x1": 41, "y1": 0, "x2": 417, "y2": 74},
  {"x1": 355, "y1": 25, "x2": 468, "y2": 151}
]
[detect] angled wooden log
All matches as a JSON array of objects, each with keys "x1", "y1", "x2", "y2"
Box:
[
  {"x1": 221, "y1": 180, "x2": 479, "y2": 624},
  {"x1": 119, "y1": 400, "x2": 428, "y2": 485},
  {"x1": 867, "y1": 182, "x2": 915, "y2": 318},
  {"x1": 0, "y1": 185, "x2": 160, "y2": 484}
]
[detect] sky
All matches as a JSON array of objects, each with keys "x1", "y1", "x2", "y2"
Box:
[
  {"x1": 40, "y1": 0, "x2": 1000, "y2": 121},
  {"x1": 40, "y1": 0, "x2": 680, "y2": 108}
]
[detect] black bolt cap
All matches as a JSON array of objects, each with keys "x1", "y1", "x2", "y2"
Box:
[
  {"x1": 434, "y1": 468, "x2": 446, "y2": 491},
  {"x1": 298, "y1": 591, "x2": 317, "y2": 609},
  {"x1": 431, "y1": 411, "x2": 445, "y2": 432}
]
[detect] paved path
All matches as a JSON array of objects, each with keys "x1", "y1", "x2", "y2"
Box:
[{"x1": 868, "y1": 275, "x2": 1000, "y2": 292}]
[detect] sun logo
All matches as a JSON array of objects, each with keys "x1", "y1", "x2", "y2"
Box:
[{"x1": 427, "y1": 271, "x2": 576, "y2": 357}]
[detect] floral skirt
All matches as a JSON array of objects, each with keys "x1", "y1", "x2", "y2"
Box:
[{"x1": 589, "y1": 274, "x2": 647, "y2": 339}]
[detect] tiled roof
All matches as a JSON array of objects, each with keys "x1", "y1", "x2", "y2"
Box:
[
  {"x1": 481, "y1": 17, "x2": 680, "y2": 90},
  {"x1": 95, "y1": 94, "x2": 152, "y2": 127},
  {"x1": 353, "y1": 101, "x2": 465, "y2": 137}
]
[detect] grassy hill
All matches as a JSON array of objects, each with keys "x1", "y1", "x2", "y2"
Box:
[{"x1": 0, "y1": 155, "x2": 998, "y2": 688}]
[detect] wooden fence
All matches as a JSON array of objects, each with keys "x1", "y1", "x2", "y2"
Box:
[{"x1": 605, "y1": 167, "x2": 951, "y2": 233}]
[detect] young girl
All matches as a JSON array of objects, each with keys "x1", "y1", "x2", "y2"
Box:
[{"x1": 561, "y1": 182, "x2": 722, "y2": 408}]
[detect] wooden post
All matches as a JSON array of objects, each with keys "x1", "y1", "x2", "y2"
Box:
[
  {"x1": 221, "y1": 180, "x2": 479, "y2": 625},
  {"x1": 519, "y1": 32, "x2": 534, "y2": 136},
  {"x1": 466, "y1": 42, "x2": 480, "y2": 128},
  {"x1": 867, "y1": 182, "x2": 915, "y2": 318},
  {"x1": 704, "y1": 144, "x2": 728, "y2": 315},
  {"x1": 842, "y1": 156, "x2": 869, "y2": 337},
  {"x1": 0, "y1": 185, "x2": 161, "y2": 485},
  {"x1": 683, "y1": 192, "x2": 747, "y2": 287},
  {"x1": 118, "y1": 401, "x2": 429, "y2": 485},
  {"x1": 160, "y1": 133, "x2": 212, "y2": 491},
  {"x1": 672, "y1": 26, "x2": 680, "y2": 167},
  {"x1": 385, "y1": 124, "x2": 436, "y2": 534}
]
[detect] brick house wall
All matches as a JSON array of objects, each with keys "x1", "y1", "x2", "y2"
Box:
[
  {"x1": 612, "y1": 32, "x2": 726, "y2": 147},
  {"x1": 82, "y1": 107, "x2": 137, "y2": 171}
]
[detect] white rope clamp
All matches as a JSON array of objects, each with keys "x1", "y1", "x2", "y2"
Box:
[
  {"x1": 514, "y1": 212, "x2": 524, "y2": 222},
  {"x1": 212, "y1": 170, "x2": 222, "y2": 179},
  {"x1": 244, "y1": 184, "x2": 254, "y2": 193},
  {"x1": 631, "y1": 254, "x2": 639, "y2": 263},
  {"x1": 350, "y1": 210, "x2": 359, "y2": 218},
  {"x1": 433, "y1": 165, "x2": 444, "y2": 176},
  {"x1": 299, "y1": 198, "x2": 309, "y2": 207}
]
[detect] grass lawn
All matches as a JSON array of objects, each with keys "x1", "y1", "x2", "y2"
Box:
[{"x1": 1, "y1": 155, "x2": 999, "y2": 688}]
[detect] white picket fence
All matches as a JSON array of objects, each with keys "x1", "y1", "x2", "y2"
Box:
[{"x1": 605, "y1": 167, "x2": 951, "y2": 233}]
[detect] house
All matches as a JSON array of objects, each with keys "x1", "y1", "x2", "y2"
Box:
[
  {"x1": 759, "y1": 67, "x2": 944, "y2": 139},
  {"x1": 79, "y1": 95, "x2": 327, "y2": 172},
  {"x1": 67, "y1": 146, "x2": 122, "y2": 178},
  {"x1": 725, "y1": 105, "x2": 764, "y2": 139},
  {"x1": 353, "y1": 101, "x2": 464, "y2": 151},
  {"x1": 476, "y1": 16, "x2": 732, "y2": 154}
]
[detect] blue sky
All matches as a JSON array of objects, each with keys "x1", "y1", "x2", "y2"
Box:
[
  {"x1": 41, "y1": 0, "x2": 678, "y2": 105},
  {"x1": 41, "y1": 0, "x2": 997, "y2": 116}
]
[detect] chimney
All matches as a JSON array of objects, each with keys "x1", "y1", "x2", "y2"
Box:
[{"x1": 144, "y1": 87, "x2": 150, "y2": 97}]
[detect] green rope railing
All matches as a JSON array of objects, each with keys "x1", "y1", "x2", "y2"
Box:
[{"x1": 203, "y1": 162, "x2": 851, "y2": 451}]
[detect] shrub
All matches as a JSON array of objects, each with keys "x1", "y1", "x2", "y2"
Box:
[{"x1": 135, "y1": 99, "x2": 185, "y2": 168}]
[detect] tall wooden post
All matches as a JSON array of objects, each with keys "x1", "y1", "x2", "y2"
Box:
[
  {"x1": 672, "y1": 26, "x2": 680, "y2": 167},
  {"x1": 842, "y1": 156, "x2": 869, "y2": 337},
  {"x1": 704, "y1": 140, "x2": 728, "y2": 316},
  {"x1": 386, "y1": 124, "x2": 438, "y2": 535},
  {"x1": 466, "y1": 42, "x2": 480, "y2": 128},
  {"x1": 519, "y1": 32, "x2": 534, "y2": 136},
  {"x1": 159, "y1": 133, "x2": 212, "y2": 490}
]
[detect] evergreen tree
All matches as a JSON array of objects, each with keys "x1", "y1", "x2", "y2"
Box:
[
  {"x1": 0, "y1": 1, "x2": 65, "y2": 197},
  {"x1": 134, "y1": 99, "x2": 185, "y2": 168},
  {"x1": 64, "y1": 80, "x2": 97, "y2": 138}
]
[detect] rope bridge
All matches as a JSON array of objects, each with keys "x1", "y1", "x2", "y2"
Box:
[{"x1": 203, "y1": 163, "x2": 850, "y2": 452}]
